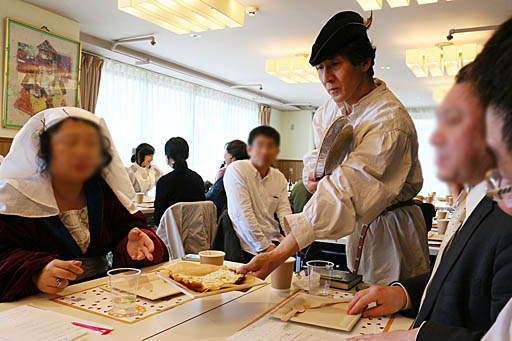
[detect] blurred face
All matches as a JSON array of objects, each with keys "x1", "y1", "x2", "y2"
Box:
[
  {"x1": 48, "y1": 119, "x2": 101, "y2": 184},
  {"x1": 141, "y1": 154, "x2": 153, "y2": 168},
  {"x1": 248, "y1": 135, "x2": 279, "y2": 169},
  {"x1": 315, "y1": 55, "x2": 370, "y2": 106},
  {"x1": 486, "y1": 107, "x2": 512, "y2": 215},
  {"x1": 430, "y1": 82, "x2": 494, "y2": 185},
  {"x1": 224, "y1": 151, "x2": 234, "y2": 166}
]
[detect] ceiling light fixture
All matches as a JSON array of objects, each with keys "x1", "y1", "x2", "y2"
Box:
[
  {"x1": 265, "y1": 55, "x2": 320, "y2": 84},
  {"x1": 356, "y1": 0, "x2": 383, "y2": 11},
  {"x1": 417, "y1": 0, "x2": 438, "y2": 5},
  {"x1": 118, "y1": 0, "x2": 245, "y2": 35},
  {"x1": 405, "y1": 43, "x2": 479, "y2": 78},
  {"x1": 386, "y1": 0, "x2": 409, "y2": 8}
]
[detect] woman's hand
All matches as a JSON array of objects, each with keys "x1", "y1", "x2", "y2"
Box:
[
  {"x1": 35, "y1": 259, "x2": 83, "y2": 294},
  {"x1": 347, "y1": 329, "x2": 419, "y2": 341},
  {"x1": 348, "y1": 285, "x2": 407, "y2": 317},
  {"x1": 127, "y1": 227, "x2": 154, "y2": 261}
]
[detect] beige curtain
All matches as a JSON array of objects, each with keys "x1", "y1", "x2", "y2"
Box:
[
  {"x1": 258, "y1": 104, "x2": 271, "y2": 125},
  {"x1": 79, "y1": 53, "x2": 104, "y2": 113}
]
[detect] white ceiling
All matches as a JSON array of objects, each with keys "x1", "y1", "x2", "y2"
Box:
[{"x1": 25, "y1": 0, "x2": 512, "y2": 108}]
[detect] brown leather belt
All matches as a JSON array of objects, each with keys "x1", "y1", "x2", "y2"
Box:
[{"x1": 352, "y1": 199, "x2": 416, "y2": 275}]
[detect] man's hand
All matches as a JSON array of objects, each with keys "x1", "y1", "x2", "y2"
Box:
[
  {"x1": 348, "y1": 285, "x2": 408, "y2": 317},
  {"x1": 264, "y1": 244, "x2": 276, "y2": 252},
  {"x1": 306, "y1": 171, "x2": 320, "y2": 193},
  {"x1": 347, "y1": 329, "x2": 419, "y2": 341}
]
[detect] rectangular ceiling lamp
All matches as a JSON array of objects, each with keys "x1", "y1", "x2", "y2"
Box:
[
  {"x1": 424, "y1": 47, "x2": 444, "y2": 77},
  {"x1": 406, "y1": 49, "x2": 427, "y2": 77},
  {"x1": 462, "y1": 43, "x2": 478, "y2": 66},
  {"x1": 386, "y1": 0, "x2": 410, "y2": 8},
  {"x1": 417, "y1": 0, "x2": 437, "y2": 4},
  {"x1": 265, "y1": 59, "x2": 295, "y2": 83},
  {"x1": 356, "y1": 0, "x2": 383, "y2": 11},
  {"x1": 118, "y1": 0, "x2": 245, "y2": 34},
  {"x1": 291, "y1": 56, "x2": 320, "y2": 83},
  {"x1": 443, "y1": 45, "x2": 461, "y2": 76}
]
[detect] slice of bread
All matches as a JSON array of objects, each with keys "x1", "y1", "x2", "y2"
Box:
[{"x1": 169, "y1": 266, "x2": 245, "y2": 292}]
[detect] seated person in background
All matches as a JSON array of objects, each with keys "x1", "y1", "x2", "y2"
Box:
[
  {"x1": 346, "y1": 62, "x2": 512, "y2": 340},
  {"x1": 474, "y1": 17, "x2": 512, "y2": 341},
  {"x1": 126, "y1": 143, "x2": 163, "y2": 194},
  {"x1": 224, "y1": 126, "x2": 292, "y2": 263},
  {"x1": 154, "y1": 137, "x2": 204, "y2": 226},
  {"x1": 0, "y1": 107, "x2": 168, "y2": 302},
  {"x1": 289, "y1": 179, "x2": 312, "y2": 213},
  {"x1": 206, "y1": 139, "x2": 249, "y2": 219}
]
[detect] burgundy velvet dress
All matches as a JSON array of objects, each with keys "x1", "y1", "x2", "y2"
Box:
[{"x1": 0, "y1": 178, "x2": 168, "y2": 302}]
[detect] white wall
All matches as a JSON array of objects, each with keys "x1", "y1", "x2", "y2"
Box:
[
  {"x1": 0, "y1": 0, "x2": 80, "y2": 138},
  {"x1": 270, "y1": 109, "x2": 314, "y2": 160}
]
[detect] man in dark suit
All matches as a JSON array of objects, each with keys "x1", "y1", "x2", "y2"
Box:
[{"x1": 345, "y1": 62, "x2": 512, "y2": 340}]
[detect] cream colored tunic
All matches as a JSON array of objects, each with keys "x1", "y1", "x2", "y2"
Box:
[
  {"x1": 287, "y1": 79, "x2": 429, "y2": 285},
  {"x1": 126, "y1": 163, "x2": 163, "y2": 193}
]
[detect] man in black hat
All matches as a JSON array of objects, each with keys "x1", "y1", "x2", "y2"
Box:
[{"x1": 239, "y1": 11, "x2": 429, "y2": 286}]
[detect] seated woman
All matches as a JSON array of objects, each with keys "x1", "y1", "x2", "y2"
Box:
[
  {"x1": 126, "y1": 143, "x2": 163, "y2": 194},
  {"x1": 0, "y1": 107, "x2": 168, "y2": 302},
  {"x1": 206, "y1": 140, "x2": 249, "y2": 218},
  {"x1": 154, "y1": 137, "x2": 205, "y2": 225}
]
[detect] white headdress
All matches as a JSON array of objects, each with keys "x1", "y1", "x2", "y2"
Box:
[{"x1": 0, "y1": 107, "x2": 137, "y2": 217}]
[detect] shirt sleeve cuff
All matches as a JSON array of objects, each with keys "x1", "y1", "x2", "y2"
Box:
[
  {"x1": 283, "y1": 213, "x2": 316, "y2": 250},
  {"x1": 391, "y1": 282, "x2": 413, "y2": 310}
]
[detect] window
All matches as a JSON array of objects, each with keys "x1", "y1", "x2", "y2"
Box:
[
  {"x1": 409, "y1": 107, "x2": 448, "y2": 196},
  {"x1": 95, "y1": 59, "x2": 259, "y2": 184}
]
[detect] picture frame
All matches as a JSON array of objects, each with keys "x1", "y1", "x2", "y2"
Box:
[{"x1": 2, "y1": 17, "x2": 81, "y2": 129}]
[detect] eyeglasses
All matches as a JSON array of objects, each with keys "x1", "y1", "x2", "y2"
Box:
[{"x1": 485, "y1": 169, "x2": 512, "y2": 202}]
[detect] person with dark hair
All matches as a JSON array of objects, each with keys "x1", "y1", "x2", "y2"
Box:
[
  {"x1": 126, "y1": 143, "x2": 163, "y2": 194},
  {"x1": 206, "y1": 140, "x2": 249, "y2": 218},
  {"x1": 0, "y1": 107, "x2": 168, "y2": 302},
  {"x1": 224, "y1": 126, "x2": 292, "y2": 263},
  {"x1": 154, "y1": 137, "x2": 205, "y2": 226},
  {"x1": 473, "y1": 17, "x2": 512, "y2": 341},
  {"x1": 240, "y1": 11, "x2": 428, "y2": 286}
]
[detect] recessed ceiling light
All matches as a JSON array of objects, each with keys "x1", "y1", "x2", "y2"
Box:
[
  {"x1": 380, "y1": 65, "x2": 391, "y2": 70},
  {"x1": 190, "y1": 33, "x2": 201, "y2": 39}
]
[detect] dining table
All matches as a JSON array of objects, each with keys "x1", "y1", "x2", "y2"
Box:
[{"x1": 0, "y1": 260, "x2": 414, "y2": 340}]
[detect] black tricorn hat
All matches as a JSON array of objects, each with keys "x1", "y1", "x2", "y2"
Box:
[{"x1": 309, "y1": 11, "x2": 372, "y2": 66}]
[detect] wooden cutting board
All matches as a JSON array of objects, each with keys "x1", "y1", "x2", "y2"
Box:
[
  {"x1": 156, "y1": 261, "x2": 266, "y2": 299},
  {"x1": 270, "y1": 292, "x2": 361, "y2": 332}
]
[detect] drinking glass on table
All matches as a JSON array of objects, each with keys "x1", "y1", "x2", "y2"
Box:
[
  {"x1": 107, "y1": 268, "x2": 141, "y2": 316},
  {"x1": 307, "y1": 260, "x2": 334, "y2": 296}
]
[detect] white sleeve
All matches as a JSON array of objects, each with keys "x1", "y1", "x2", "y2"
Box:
[
  {"x1": 152, "y1": 165, "x2": 163, "y2": 182},
  {"x1": 126, "y1": 166, "x2": 140, "y2": 192},
  {"x1": 285, "y1": 129, "x2": 414, "y2": 249},
  {"x1": 276, "y1": 177, "x2": 293, "y2": 227},
  {"x1": 224, "y1": 164, "x2": 272, "y2": 253}
]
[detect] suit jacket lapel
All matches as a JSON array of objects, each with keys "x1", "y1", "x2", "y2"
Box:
[{"x1": 415, "y1": 197, "x2": 494, "y2": 325}]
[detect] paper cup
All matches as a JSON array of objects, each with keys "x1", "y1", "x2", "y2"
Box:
[
  {"x1": 437, "y1": 211, "x2": 448, "y2": 220},
  {"x1": 135, "y1": 193, "x2": 144, "y2": 204},
  {"x1": 271, "y1": 257, "x2": 296, "y2": 291},
  {"x1": 437, "y1": 219, "x2": 450, "y2": 235},
  {"x1": 199, "y1": 250, "x2": 225, "y2": 266}
]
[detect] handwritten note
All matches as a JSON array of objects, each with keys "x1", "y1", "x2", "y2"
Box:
[{"x1": 0, "y1": 305, "x2": 109, "y2": 341}]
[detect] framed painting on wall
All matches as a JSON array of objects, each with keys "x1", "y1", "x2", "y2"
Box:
[{"x1": 2, "y1": 17, "x2": 81, "y2": 129}]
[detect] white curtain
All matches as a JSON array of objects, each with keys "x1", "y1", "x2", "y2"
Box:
[
  {"x1": 95, "y1": 59, "x2": 259, "y2": 183},
  {"x1": 408, "y1": 106, "x2": 449, "y2": 197}
]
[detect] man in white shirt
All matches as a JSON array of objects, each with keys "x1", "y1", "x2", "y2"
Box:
[{"x1": 224, "y1": 126, "x2": 292, "y2": 262}]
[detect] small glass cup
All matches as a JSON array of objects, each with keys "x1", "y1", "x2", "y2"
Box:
[
  {"x1": 107, "y1": 268, "x2": 141, "y2": 316},
  {"x1": 307, "y1": 260, "x2": 334, "y2": 296}
]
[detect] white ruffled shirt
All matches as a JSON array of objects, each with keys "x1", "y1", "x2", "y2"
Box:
[
  {"x1": 285, "y1": 79, "x2": 429, "y2": 284},
  {"x1": 126, "y1": 163, "x2": 163, "y2": 194}
]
